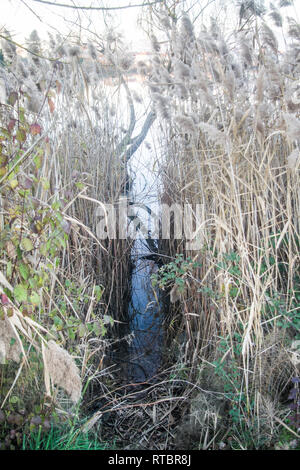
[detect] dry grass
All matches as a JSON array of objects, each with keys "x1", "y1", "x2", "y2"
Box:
[
  {"x1": 0, "y1": 1, "x2": 299, "y2": 450},
  {"x1": 139, "y1": 2, "x2": 300, "y2": 448}
]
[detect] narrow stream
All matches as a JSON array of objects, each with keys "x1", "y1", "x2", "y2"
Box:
[
  {"x1": 126, "y1": 131, "x2": 164, "y2": 383},
  {"x1": 126, "y1": 237, "x2": 163, "y2": 382}
]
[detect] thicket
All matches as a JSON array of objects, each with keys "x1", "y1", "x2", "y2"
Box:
[
  {"x1": 0, "y1": 0, "x2": 299, "y2": 451},
  {"x1": 0, "y1": 26, "x2": 139, "y2": 449},
  {"x1": 144, "y1": 0, "x2": 300, "y2": 449}
]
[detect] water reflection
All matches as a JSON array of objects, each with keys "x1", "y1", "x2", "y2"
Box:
[{"x1": 127, "y1": 238, "x2": 163, "y2": 382}]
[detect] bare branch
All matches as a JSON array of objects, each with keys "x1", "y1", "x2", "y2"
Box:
[
  {"x1": 115, "y1": 78, "x2": 136, "y2": 157},
  {"x1": 124, "y1": 109, "x2": 156, "y2": 162},
  {"x1": 30, "y1": 0, "x2": 164, "y2": 11},
  {"x1": 20, "y1": 0, "x2": 44, "y2": 22}
]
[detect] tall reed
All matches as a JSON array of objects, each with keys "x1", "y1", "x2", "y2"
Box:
[{"x1": 144, "y1": 1, "x2": 300, "y2": 448}]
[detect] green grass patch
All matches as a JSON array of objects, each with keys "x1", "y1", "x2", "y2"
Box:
[{"x1": 22, "y1": 423, "x2": 115, "y2": 450}]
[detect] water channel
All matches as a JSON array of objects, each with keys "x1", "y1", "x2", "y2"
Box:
[{"x1": 125, "y1": 128, "x2": 165, "y2": 384}]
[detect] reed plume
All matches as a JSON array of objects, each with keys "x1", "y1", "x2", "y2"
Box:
[{"x1": 44, "y1": 340, "x2": 81, "y2": 404}]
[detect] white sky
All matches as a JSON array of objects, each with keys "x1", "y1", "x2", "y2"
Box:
[
  {"x1": 1, "y1": 0, "x2": 300, "y2": 52},
  {"x1": 2, "y1": 0, "x2": 151, "y2": 50}
]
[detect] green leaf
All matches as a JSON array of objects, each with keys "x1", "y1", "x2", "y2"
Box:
[
  {"x1": 9, "y1": 179, "x2": 18, "y2": 190},
  {"x1": 78, "y1": 323, "x2": 86, "y2": 338},
  {"x1": 10, "y1": 395, "x2": 19, "y2": 404},
  {"x1": 6, "y1": 261, "x2": 12, "y2": 278},
  {"x1": 103, "y1": 315, "x2": 114, "y2": 327},
  {"x1": 100, "y1": 320, "x2": 107, "y2": 337},
  {"x1": 14, "y1": 285, "x2": 28, "y2": 303},
  {"x1": 8, "y1": 92, "x2": 18, "y2": 107},
  {"x1": 19, "y1": 263, "x2": 30, "y2": 280},
  {"x1": 19, "y1": 107, "x2": 25, "y2": 123},
  {"x1": 68, "y1": 328, "x2": 75, "y2": 340},
  {"x1": 41, "y1": 178, "x2": 50, "y2": 190},
  {"x1": 53, "y1": 316, "x2": 63, "y2": 330},
  {"x1": 39, "y1": 243, "x2": 48, "y2": 256},
  {"x1": 34, "y1": 152, "x2": 42, "y2": 170},
  {"x1": 0, "y1": 127, "x2": 10, "y2": 139},
  {"x1": 93, "y1": 321, "x2": 101, "y2": 337},
  {"x1": 20, "y1": 238, "x2": 33, "y2": 252},
  {"x1": 30, "y1": 292, "x2": 40, "y2": 306},
  {"x1": 29, "y1": 277, "x2": 37, "y2": 289},
  {"x1": 229, "y1": 287, "x2": 239, "y2": 298},
  {"x1": 16, "y1": 128, "x2": 26, "y2": 143},
  {"x1": 95, "y1": 285, "x2": 103, "y2": 302}
]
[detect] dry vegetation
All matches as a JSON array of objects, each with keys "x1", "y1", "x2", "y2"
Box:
[
  {"x1": 0, "y1": 25, "x2": 135, "y2": 448},
  {"x1": 0, "y1": 0, "x2": 299, "y2": 451},
  {"x1": 143, "y1": 0, "x2": 300, "y2": 449}
]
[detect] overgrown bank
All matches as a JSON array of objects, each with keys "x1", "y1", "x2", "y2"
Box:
[
  {"x1": 0, "y1": 27, "x2": 139, "y2": 449},
  {"x1": 0, "y1": 0, "x2": 299, "y2": 451},
  {"x1": 144, "y1": 1, "x2": 300, "y2": 449}
]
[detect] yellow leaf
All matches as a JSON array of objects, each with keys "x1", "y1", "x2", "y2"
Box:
[{"x1": 9, "y1": 179, "x2": 18, "y2": 190}]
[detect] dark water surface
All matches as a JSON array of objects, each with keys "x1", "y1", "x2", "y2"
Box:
[{"x1": 127, "y1": 237, "x2": 163, "y2": 382}]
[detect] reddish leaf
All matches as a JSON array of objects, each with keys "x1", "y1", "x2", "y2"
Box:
[
  {"x1": 0, "y1": 154, "x2": 8, "y2": 166},
  {"x1": 56, "y1": 80, "x2": 62, "y2": 94},
  {"x1": 22, "y1": 175, "x2": 33, "y2": 189},
  {"x1": 1, "y1": 294, "x2": 9, "y2": 305},
  {"x1": 47, "y1": 97, "x2": 55, "y2": 114},
  {"x1": 8, "y1": 119, "x2": 16, "y2": 133},
  {"x1": 61, "y1": 219, "x2": 71, "y2": 234},
  {"x1": 30, "y1": 123, "x2": 42, "y2": 136}
]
